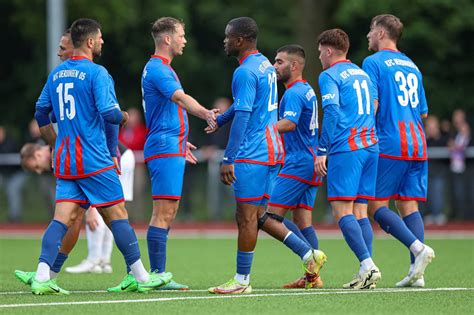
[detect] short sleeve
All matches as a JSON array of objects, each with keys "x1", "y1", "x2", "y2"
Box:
[
  {"x1": 93, "y1": 66, "x2": 120, "y2": 114},
  {"x1": 35, "y1": 81, "x2": 52, "y2": 114},
  {"x1": 318, "y1": 72, "x2": 340, "y2": 109},
  {"x1": 151, "y1": 65, "x2": 182, "y2": 100},
  {"x1": 362, "y1": 57, "x2": 379, "y2": 99},
  {"x1": 231, "y1": 67, "x2": 257, "y2": 112},
  {"x1": 279, "y1": 90, "x2": 303, "y2": 124}
]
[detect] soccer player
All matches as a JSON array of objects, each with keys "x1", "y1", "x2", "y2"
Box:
[
  {"x1": 208, "y1": 17, "x2": 324, "y2": 295},
  {"x1": 314, "y1": 28, "x2": 381, "y2": 289},
  {"x1": 108, "y1": 17, "x2": 217, "y2": 292},
  {"x1": 363, "y1": 14, "x2": 435, "y2": 287},
  {"x1": 269, "y1": 44, "x2": 326, "y2": 289},
  {"x1": 57, "y1": 28, "x2": 74, "y2": 62},
  {"x1": 21, "y1": 18, "x2": 172, "y2": 295}
]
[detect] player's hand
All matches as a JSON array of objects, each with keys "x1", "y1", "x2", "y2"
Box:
[
  {"x1": 314, "y1": 155, "x2": 328, "y2": 177},
  {"x1": 205, "y1": 109, "x2": 219, "y2": 129},
  {"x1": 120, "y1": 110, "x2": 129, "y2": 127},
  {"x1": 112, "y1": 156, "x2": 121, "y2": 175},
  {"x1": 185, "y1": 141, "x2": 198, "y2": 164},
  {"x1": 220, "y1": 163, "x2": 236, "y2": 185},
  {"x1": 205, "y1": 124, "x2": 219, "y2": 134},
  {"x1": 86, "y1": 207, "x2": 100, "y2": 231}
]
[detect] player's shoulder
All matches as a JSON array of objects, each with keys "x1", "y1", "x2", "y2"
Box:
[{"x1": 233, "y1": 64, "x2": 257, "y2": 80}]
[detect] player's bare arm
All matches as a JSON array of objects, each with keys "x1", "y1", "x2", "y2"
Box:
[
  {"x1": 276, "y1": 118, "x2": 297, "y2": 134},
  {"x1": 39, "y1": 124, "x2": 57, "y2": 148},
  {"x1": 171, "y1": 89, "x2": 218, "y2": 128}
]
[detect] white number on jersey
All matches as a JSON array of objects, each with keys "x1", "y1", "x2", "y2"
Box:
[
  {"x1": 141, "y1": 86, "x2": 146, "y2": 113},
  {"x1": 395, "y1": 71, "x2": 419, "y2": 108},
  {"x1": 56, "y1": 82, "x2": 76, "y2": 120},
  {"x1": 353, "y1": 79, "x2": 370, "y2": 115},
  {"x1": 267, "y1": 72, "x2": 278, "y2": 111},
  {"x1": 309, "y1": 100, "x2": 318, "y2": 136}
]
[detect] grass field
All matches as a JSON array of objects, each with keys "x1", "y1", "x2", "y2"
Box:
[{"x1": 1, "y1": 236, "x2": 473, "y2": 314}]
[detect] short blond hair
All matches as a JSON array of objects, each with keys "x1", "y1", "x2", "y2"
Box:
[{"x1": 20, "y1": 143, "x2": 41, "y2": 169}]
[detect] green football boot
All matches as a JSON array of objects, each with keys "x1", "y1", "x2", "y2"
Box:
[
  {"x1": 137, "y1": 272, "x2": 173, "y2": 293},
  {"x1": 31, "y1": 279, "x2": 70, "y2": 295},
  {"x1": 158, "y1": 280, "x2": 189, "y2": 291},
  {"x1": 208, "y1": 278, "x2": 252, "y2": 294},
  {"x1": 107, "y1": 274, "x2": 138, "y2": 293},
  {"x1": 14, "y1": 270, "x2": 36, "y2": 286}
]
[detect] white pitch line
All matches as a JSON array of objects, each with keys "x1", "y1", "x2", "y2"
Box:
[
  {"x1": 0, "y1": 287, "x2": 472, "y2": 295},
  {"x1": 0, "y1": 288, "x2": 472, "y2": 308}
]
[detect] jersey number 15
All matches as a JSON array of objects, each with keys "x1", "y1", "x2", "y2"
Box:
[{"x1": 56, "y1": 83, "x2": 76, "y2": 120}]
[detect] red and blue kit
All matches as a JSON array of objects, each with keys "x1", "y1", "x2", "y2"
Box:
[
  {"x1": 141, "y1": 55, "x2": 188, "y2": 200},
  {"x1": 363, "y1": 49, "x2": 428, "y2": 201},
  {"x1": 318, "y1": 60, "x2": 379, "y2": 201},
  {"x1": 230, "y1": 51, "x2": 283, "y2": 204},
  {"x1": 36, "y1": 56, "x2": 124, "y2": 207},
  {"x1": 268, "y1": 80, "x2": 322, "y2": 210}
]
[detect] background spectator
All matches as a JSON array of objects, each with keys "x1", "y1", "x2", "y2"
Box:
[
  {"x1": 421, "y1": 116, "x2": 449, "y2": 225},
  {"x1": 449, "y1": 109, "x2": 471, "y2": 220}
]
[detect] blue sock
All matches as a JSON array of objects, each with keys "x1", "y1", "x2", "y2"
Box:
[
  {"x1": 147, "y1": 226, "x2": 168, "y2": 273},
  {"x1": 403, "y1": 211, "x2": 424, "y2": 264},
  {"x1": 300, "y1": 226, "x2": 319, "y2": 249},
  {"x1": 39, "y1": 220, "x2": 68, "y2": 267},
  {"x1": 126, "y1": 264, "x2": 131, "y2": 274},
  {"x1": 236, "y1": 251, "x2": 254, "y2": 275},
  {"x1": 357, "y1": 218, "x2": 373, "y2": 256},
  {"x1": 51, "y1": 252, "x2": 68, "y2": 273},
  {"x1": 283, "y1": 232, "x2": 312, "y2": 259},
  {"x1": 282, "y1": 218, "x2": 311, "y2": 247},
  {"x1": 110, "y1": 219, "x2": 141, "y2": 267},
  {"x1": 373, "y1": 207, "x2": 417, "y2": 248},
  {"x1": 338, "y1": 214, "x2": 370, "y2": 262}
]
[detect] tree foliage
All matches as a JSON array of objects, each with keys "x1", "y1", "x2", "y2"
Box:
[{"x1": 1, "y1": 0, "x2": 472, "y2": 142}]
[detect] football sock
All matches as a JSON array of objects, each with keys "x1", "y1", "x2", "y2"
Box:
[
  {"x1": 236, "y1": 250, "x2": 253, "y2": 283},
  {"x1": 86, "y1": 221, "x2": 105, "y2": 263},
  {"x1": 37, "y1": 219, "x2": 68, "y2": 281},
  {"x1": 300, "y1": 226, "x2": 319, "y2": 249},
  {"x1": 373, "y1": 207, "x2": 417, "y2": 248},
  {"x1": 403, "y1": 211, "x2": 424, "y2": 264},
  {"x1": 360, "y1": 257, "x2": 375, "y2": 273},
  {"x1": 409, "y1": 240, "x2": 424, "y2": 256},
  {"x1": 129, "y1": 259, "x2": 149, "y2": 283},
  {"x1": 234, "y1": 273, "x2": 250, "y2": 285},
  {"x1": 283, "y1": 231, "x2": 312, "y2": 259},
  {"x1": 101, "y1": 227, "x2": 114, "y2": 264},
  {"x1": 110, "y1": 219, "x2": 141, "y2": 269},
  {"x1": 283, "y1": 218, "x2": 311, "y2": 247},
  {"x1": 147, "y1": 226, "x2": 168, "y2": 273},
  {"x1": 338, "y1": 214, "x2": 370, "y2": 262},
  {"x1": 51, "y1": 252, "x2": 68, "y2": 273},
  {"x1": 35, "y1": 262, "x2": 51, "y2": 282},
  {"x1": 357, "y1": 218, "x2": 373, "y2": 256}
]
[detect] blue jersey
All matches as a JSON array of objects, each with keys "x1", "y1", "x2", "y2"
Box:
[
  {"x1": 362, "y1": 49, "x2": 428, "y2": 160},
  {"x1": 278, "y1": 80, "x2": 321, "y2": 185},
  {"x1": 36, "y1": 56, "x2": 120, "y2": 179},
  {"x1": 141, "y1": 55, "x2": 189, "y2": 162},
  {"x1": 319, "y1": 60, "x2": 378, "y2": 155},
  {"x1": 232, "y1": 51, "x2": 282, "y2": 165}
]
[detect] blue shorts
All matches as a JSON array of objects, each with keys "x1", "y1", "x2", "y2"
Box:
[
  {"x1": 375, "y1": 157, "x2": 427, "y2": 201},
  {"x1": 147, "y1": 156, "x2": 186, "y2": 200},
  {"x1": 233, "y1": 163, "x2": 280, "y2": 206},
  {"x1": 327, "y1": 146, "x2": 378, "y2": 201},
  {"x1": 56, "y1": 168, "x2": 124, "y2": 208},
  {"x1": 268, "y1": 176, "x2": 318, "y2": 211}
]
